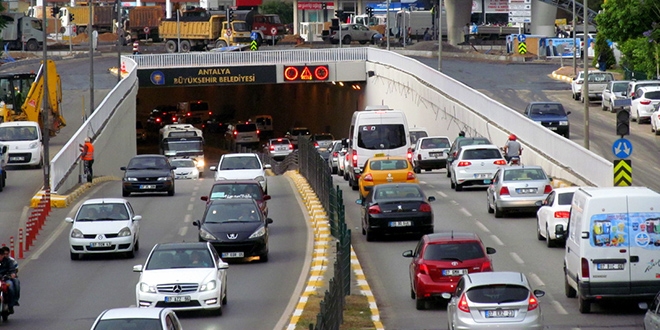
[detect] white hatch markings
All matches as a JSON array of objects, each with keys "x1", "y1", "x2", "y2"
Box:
[
  {"x1": 450, "y1": 200, "x2": 459, "y2": 206},
  {"x1": 427, "y1": 184, "x2": 434, "y2": 188},
  {"x1": 419, "y1": 181, "x2": 427, "y2": 184},
  {"x1": 191, "y1": 190, "x2": 198, "y2": 196},
  {"x1": 552, "y1": 301, "x2": 569, "y2": 315},
  {"x1": 459, "y1": 207, "x2": 472, "y2": 217},
  {"x1": 475, "y1": 220, "x2": 490, "y2": 233},
  {"x1": 528, "y1": 272, "x2": 544, "y2": 286},
  {"x1": 187, "y1": 204, "x2": 194, "y2": 211},
  {"x1": 435, "y1": 191, "x2": 447, "y2": 198},
  {"x1": 184, "y1": 214, "x2": 192, "y2": 223},
  {"x1": 490, "y1": 235, "x2": 504, "y2": 246},
  {"x1": 510, "y1": 252, "x2": 524, "y2": 264},
  {"x1": 178, "y1": 226, "x2": 188, "y2": 236}
]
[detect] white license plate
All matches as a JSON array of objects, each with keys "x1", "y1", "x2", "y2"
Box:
[
  {"x1": 140, "y1": 184, "x2": 156, "y2": 189},
  {"x1": 389, "y1": 221, "x2": 412, "y2": 227},
  {"x1": 474, "y1": 173, "x2": 490, "y2": 179},
  {"x1": 90, "y1": 242, "x2": 111, "y2": 247},
  {"x1": 429, "y1": 152, "x2": 443, "y2": 158},
  {"x1": 485, "y1": 309, "x2": 515, "y2": 318},
  {"x1": 549, "y1": 127, "x2": 558, "y2": 130},
  {"x1": 517, "y1": 188, "x2": 537, "y2": 194},
  {"x1": 9, "y1": 156, "x2": 24, "y2": 161},
  {"x1": 164, "y1": 296, "x2": 191, "y2": 303},
  {"x1": 277, "y1": 147, "x2": 287, "y2": 151},
  {"x1": 222, "y1": 252, "x2": 245, "y2": 258},
  {"x1": 597, "y1": 263, "x2": 624, "y2": 270},
  {"x1": 442, "y1": 269, "x2": 467, "y2": 276}
]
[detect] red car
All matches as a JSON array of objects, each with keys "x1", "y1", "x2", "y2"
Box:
[
  {"x1": 200, "y1": 180, "x2": 271, "y2": 216},
  {"x1": 402, "y1": 231, "x2": 496, "y2": 310}
]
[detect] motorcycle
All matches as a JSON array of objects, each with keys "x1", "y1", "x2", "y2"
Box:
[
  {"x1": 508, "y1": 156, "x2": 521, "y2": 165},
  {"x1": 0, "y1": 276, "x2": 13, "y2": 322}
]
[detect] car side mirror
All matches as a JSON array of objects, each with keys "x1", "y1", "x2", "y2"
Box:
[
  {"x1": 133, "y1": 265, "x2": 143, "y2": 272},
  {"x1": 355, "y1": 199, "x2": 363, "y2": 205},
  {"x1": 133, "y1": 215, "x2": 142, "y2": 221},
  {"x1": 264, "y1": 164, "x2": 272, "y2": 169},
  {"x1": 192, "y1": 220, "x2": 200, "y2": 227},
  {"x1": 120, "y1": 166, "x2": 127, "y2": 171},
  {"x1": 210, "y1": 166, "x2": 217, "y2": 171},
  {"x1": 266, "y1": 218, "x2": 274, "y2": 224},
  {"x1": 566, "y1": 111, "x2": 572, "y2": 115},
  {"x1": 533, "y1": 289, "x2": 545, "y2": 298},
  {"x1": 65, "y1": 217, "x2": 74, "y2": 223},
  {"x1": 427, "y1": 196, "x2": 436, "y2": 202},
  {"x1": 402, "y1": 250, "x2": 413, "y2": 258},
  {"x1": 1, "y1": 146, "x2": 6, "y2": 154},
  {"x1": 486, "y1": 247, "x2": 496, "y2": 254},
  {"x1": 263, "y1": 195, "x2": 271, "y2": 201},
  {"x1": 201, "y1": 196, "x2": 209, "y2": 201},
  {"x1": 535, "y1": 200, "x2": 543, "y2": 207},
  {"x1": 218, "y1": 261, "x2": 229, "y2": 270}
]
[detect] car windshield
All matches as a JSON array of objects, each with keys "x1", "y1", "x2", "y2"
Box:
[
  {"x1": 369, "y1": 159, "x2": 409, "y2": 170},
  {"x1": 530, "y1": 104, "x2": 566, "y2": 116},
  {"x1": 462, "y1": 148, "x2": 502, "y2": 160},
  {"x1": 171, "y1": 159, "x2": 195, "y2": 168},
  {"x1": 423, "y1": 242, "x2": 485, "y2": 261},
  {"x1": 374, "y1": 185, "x2": 422, "y2": 200},
  {"x1": 94, "y1": 318, "x2": 162, "y2": 330},
  {"x1": 502, "y1": 168, "x2": 547, "y2": 181},
  {"x1": 557, "y1": 192, "x2": 575, "y2": 205},
  {"x1": 0, "y1": 126, "x2": 39, "y2": 141},
  {"x1": 204, "y1": 203, "x2": 260, "y2": 223},
  {"x1": 219, "y1": 156, "x2": 261, "y2": 170},
  {"x1": 357, "y1": 124, "x2": 407, "y2": 150},
  {"x1": 421, "y1": 138, "x2": 450, "y2": 149},
  {"x1": 146, "y1": 248, "x2": 214, "y2": 270},
  {"x1": 77, "y1": 203, "x2": 129, "y2": 221},
  {"x1": 292, "y1": 129, "x2": 310, "y2": 136},
  {"x1": 466, "y1": 284, "x2": 530, "y2": 304},
  {"x1": 162, "y1": 138, "x2": 203, "y2": 153},
  {"x1": 127, "y1": 157, "x2": 169, "y2": 170},
  {"x1": 314, "y1": 134, "x2": 334, "y2": 141},
  {"x1": 410, "y1": 131, "x2": 428, "y2": 144},
  {"x1": 210, "y1": 183, "x2": 263, "y2": 200}
]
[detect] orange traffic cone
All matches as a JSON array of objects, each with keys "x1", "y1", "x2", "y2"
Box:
[{"x1": 121, "y1": 62, "x2": 127, "y2": 75}]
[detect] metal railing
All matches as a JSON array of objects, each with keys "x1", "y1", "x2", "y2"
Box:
[{"x1": 537, "y1": 0, "x2": 598, "y2": 26}]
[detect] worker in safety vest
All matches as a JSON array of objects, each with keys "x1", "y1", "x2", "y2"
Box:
[{"x1": 81, "y1": 137, "x2": 94, "y2": 183}]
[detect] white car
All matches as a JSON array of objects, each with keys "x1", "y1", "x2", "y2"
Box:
[
  {"x1": 232, "y1": 122, "x2": 259, "y2": 146},
  {"x1": 536, "y1": 187, "x2": 579, "y2": 247},
  {"x1": 170, "y1": 158, "x2": 200, "y2": 179},
  {"x1": 449, "y1": 144, "x2": 507, "y2": 191},
  {"x1": 409, "y1": 127, "x2": 429, "y2": 149},
  {"x1": 0, "y1": 121, "x2": 44, "y2": 168},
  {"x1": 601, "y1": 80, "x2": 630, "y2": 113},
  {"x1": 65, "y1": 198, "x2": 141, "y2": 260},
  {"x1": 651, "y1": 105, "x2": 660, "y2": 135},
  {"x1": 90, "y1": 307, "x2": 182, "y2": 330},
  {"x1": 631, "y1": 86, "x2": 660, "y2": 123},
  {"x1": 134, "y1": 242, "x2": 228, "y2": 315},
  {"x1": 265, "y1": 137, "x2": 293, "y2": 161},
  {"x1": 412, "y1": 136, "x2": 451, "y2": 173},
  {"x1": 570, "y1": 70, "x2": 605, "y2": 101},
  {"x1": 210, "y1": 153, "x2": 270, "y2": 193}
]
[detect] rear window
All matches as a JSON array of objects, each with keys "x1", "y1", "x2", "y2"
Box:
[
  {"x1": 270, "y1": 138, "x2": 290, "y2": 145},
  {"x1": 420, "y1": 138, "x2": 450, "y2": 149},
  {"x1": 357, "y1": 124, "x2": 407, "y2": 150},
  {"x1": 369, "y1": 159, "x2": 409, "y2": 170},
  {"x1": 423, "y1": 242, "x2": 485, "y2": 261},
  {"x1": 557, "y1": 192, "x2": 575, "y2": 205},
  {"x1": 374, "y1": 185, "x2": 422, "y2": 199},
  {"x1": 502, "y1": 168, "x2": 547, "y2": 181},
  {"x1": 94, "y1": 319, "x2": 163, "y2": 330},
  {"x1": 644, "y1": 91, "x2": 660, "y2": 99},
  {"x1": 410, "y1": 131, "x2": 428, "y2": 144},
  {"x1": 236, "y1": 124, "x2": 257, "y2": 132},
  {"x1": 587, "y1": 73, "x2": 613, "y2": 83},
  {"x1": 456, "y1": 138, "x2": 490, "y2": 149},
  {"x1": 314, "y1": 134, "x2": 334, "y2": 141},
  {"x1": 462, "y1": 148, "x2": 502, "y2": 160},
  {"x1": 466, "y1": 284, "x2": 530, "y2": 304},
  {"x1": 171, "y1": 159, "x2": 196, "y2": 168},
  {"x1": 219, "y1": 156, "x2": 261, "y2": 170}
]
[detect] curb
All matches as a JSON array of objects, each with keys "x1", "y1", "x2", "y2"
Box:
[
  {"x1": 284, "y1": 170, "x2": 383, "y2": 330},
  {"x1": 30, "y1": 176, "x2": 121, "y2": 208},
  {"x1": 551, "y1": 69, "x2": 573, "y2": 83},
  {"x1": 551, "y1": 178, "x2": 575, "y2": 188}
]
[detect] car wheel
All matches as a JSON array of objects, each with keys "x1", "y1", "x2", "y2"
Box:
[
  {"x1": 351, "y1": 179, "x2": 359, "y2": 191},
  {"x1": 601, "y1": 102, "x2": 606, "y2": 110},
  {"x1": 332, "y1": 166, "x2": 337, "y2": 174},
  {"x1": 564, "y1": 132, "x2": 570, "y2": 139},
  {"x1": 546, "y1": 225, "x2": 555, "y2": 247},
  {"x1": 494, "y1": 205, "x2": 504, "y2": 218},
  {"x1": 126, "y1": 248, "x2": 135, "y2": 259},
  {"x1": 637, "y1": 111, "x2": 642, "y2": 125},
  {"x1": 487, "y1": 197, "x2": 494, "y2": 214},
  {"x1": 135, "y1": 239, "x2": 139, "y2": 251},
  {"x1": 365, "y1": 228, "x2": 376, "y2": 242},
  {"x1": 537, "y1": 219, "x2": 544, "y2": 240},
  {"x1": 167, "y1": 187, "x2": 175, "y2": 196},
  {"x1": 122, "y1": 189, "x2": 130, "y2": 197},
  {"x1": 260, "y1": 253, "x2": 269, "y2": 263},
  {"x1": 446, "y1": 167, "x2": 451, "y2": 177},
  {"x1": 215, "y1": 305, "x2": 223, "y2": 316},
  {"x1": 70, "y1": 252, "x2": 79, "y2": 260},
  {"x1": 450, "y1": 179, "x2": 455, "y2": 189},
  {"x1": 656, "y1": 125, "x2": 660, "y2": 136},
  {"x1": 565, "y1": 275, "x2": 577, "y2": 298},
  {"x1": 414, "y1": 166, "x2": 421, "y2": 174},
  {"x1": 455, "y1": 182, "x2": 463, "y2": 191},
  {"x1": 415, "y1": 296, "x2": 426, "y2": 310},
  {"x1": 410, "y1": 286, "x2": 415, "y2": 299},
  {"x1": 632, "y1": 111, "x2": 638, "y2": 121},
  {"x1": 343, "y1": 171, "x2": 349, "y2": 181},
  {"x1": 222, "y1": 289, "x2": 228, "y2": 305}
]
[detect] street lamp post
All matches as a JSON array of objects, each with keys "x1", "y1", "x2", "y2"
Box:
[
  {"x1": 437, "y1": 0, "x2": 442, "y2": 71},
  {"x1": 386, "y1": 0, "x2": 390, "y2": 50},
  {"x1": 116, "y1": 0, "x2": 121, "y2": 83},
  {"x1": 572, "y1": 0, "x2": 576, "y2": 76},
  {"x1": 583, "y1": 0, "x2": 589, "y2": 149},
  {"x1": 89, "y1": 0, "x2": 95, "y2": 115},
  {"x1": 41, "y1": 2, "x2": 50, "y2": 191}
]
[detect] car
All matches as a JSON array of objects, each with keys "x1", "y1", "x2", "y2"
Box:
[
  {"x1": 574, "y1": 71, "x2": 614, "y2": 103},
  {"x1": 210, "y1": 153, "x2": 269, "y2": 193},
  {"x1": 652, "y1": 103, "x2": 660, "y2": 135},
  {"x1": 121, "y1": 154, "x2": 176, "y2": 197},
  {"x1": 358, "y1": 154, "x2": 419, "y2": 200},
  {"x1": 136, "y1": 121, "x2": 147, "y2": 142},
  {"x1": 146, "y1": 105, "x2": 179, "y2": 132},
  {"x1": 231, "y1": 122, "x2": 260, "y2": 146},
  {"x1": 0, "y1": 121, "x2": 44, "y2": 168},
  {"x1": 639, "y1": 291, "x2": 660, "y2": 330},
  {"x1": 444, "y1": 271, "x2": 545, "y2": 330},
  {"x1": 90, "y1": 307, "x2": 182, "y2": 330},
  {"x1": 631, "y1": 86, "x2": 660, "y2": 123},
  {"x1": 412, "y1": 136, "x2": 451, "y2": 173},
  {"x1": 524, "y1": 102, "x2": 571, "y2": 138},
  {"x1": 170, "y1": 158, "x2": 200, "y2": 180},
  {"x1": 326, "y1": 140, "x2": 344, "y2": 174},
  {"x1": 286, "y1": 127, "x2": 311, "y2": 148},
  {"x1": 336, "y1": 140, "x2": 349, "y2": 177},
  {"x1": 310, "y1": 133, "x2": 335, "y2": 161},
  {"x1": 356, "y1": 183, "x2": 435, "y2": 241},
  {"x1": 601, "y1": 80, "x2": 630, "y2": 112},
  {"x1": 402, "y1": 232, "x2": 496, "y2": 310},
  {"x1": 200, "y1": 180, "x2": 271, "y2": 216},
  {"x1": 134, "y1": 242, "x2": 228, "y2": 314},
  {"x1": 449, "y1": 144, "x2": 507, "y2": 191},
  {"x1": 265, "y1": 137, "x2": 293, "y2": 161},
  {"x1": 329, "y1": 23, "x2": 380, "y2": 44},
  {"x1": 536, "y1": 186, "x2": 579, "y2": 247},
  {"x1": 571, "y1": 70, "x2": 600, "y2": 101},
  {"x1": 65, "y1": 198, "x2": 141, "y2": 260},
  {"x1": 445, "y1": 137, "x2": 492, "y2": 177},
  {"x1": 624, "y1": 80, "x2": 660, "y2": 111},
  {"x1": 486, "y1": 165, "x2": 553, "y2": 218},
  {"x1": 409, "y1": 127, "x2": 429, "y2": 149},
  {"x1": 192, "y1": 198, "x2": 273, "y2": 262}
]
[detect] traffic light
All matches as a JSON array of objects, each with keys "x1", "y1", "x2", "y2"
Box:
[
  {"x1": 51, "y1": 6, "x2": 61, "y2": 18},
  {"x1": 69, "y1": 13, "x2": 74, "y2": 22},
  {"x1": 321, "y1": 2, "x2": 327, "y2": 10},
  {"x1": 366, "y1": 6, "x2": 373, "y2": 17},
  {"x1": 228, "y1": 8, "x2": 234, "y2": 22},
  {"x1": 335, "y1": 9, "x2": 344, "y2": 22},
  {"x1": 616, "y1": 109, "x2": 630, "y2": 136}
]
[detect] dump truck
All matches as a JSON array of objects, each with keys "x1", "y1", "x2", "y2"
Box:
[
  {"x1": 234, "y1": 10, "x2": 285, "y2": 45},
  {"x1": 125, "y1": 6, "x2": 163, "y2": 42},
  {"x1": 0, "y1": 12, "x2": 45, "y2": 51},
  {"x1": 60, "y1": 5, "x2": 115, "y2": 35},
  {"x1": 158, "y1": 14, "x2": 251, "y2": 53}
]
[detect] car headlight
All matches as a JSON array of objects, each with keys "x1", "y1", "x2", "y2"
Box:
[
  {"x1": 28, "y1": 142, "x2": 38, "y2": 149},
  {"x1": 157, "y1": 177, "x2": 171, "y2": 181},
  {"x1": 200, "y1": 280, "x2": 217, "y2": 292},
  {"x1": 125, "y1": 177, "x2": 137, "y2": 182},
  {"x1": 71, "y1": 228, "x2": 84, "y2": 238},
  {"x1": 118, "y1": 227, "x2": 131, "y2": 237},
  {"x1": 139, "y1": 282, "x2": 157, "y2": 293},
  {"x1": 196, "y1": 159, "x2": 205, "y2": 167},
  {"x1": 200, "y1": 228, "x2": 217, "y2": 240},
  {"x1": 559, "y1": 121, "x2": 569, "y2": 126},
  {"x1": 255, "y1": 176, "x2": 265, "y2": 182},
  {"x1": 249, "y1": 226, "x2": 266, "y2": 239}
]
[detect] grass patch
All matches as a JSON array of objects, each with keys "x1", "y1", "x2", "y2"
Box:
[{"x1": 295, "y1": 294, "x2": 376, "y2": 330}]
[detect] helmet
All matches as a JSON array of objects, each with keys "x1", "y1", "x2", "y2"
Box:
[
  {"x1": 458, "y1": 131, "x2": 465, "y2": 137},
  {"x1": 509, "y1": 134, "x2": 517, "y2": 141}
]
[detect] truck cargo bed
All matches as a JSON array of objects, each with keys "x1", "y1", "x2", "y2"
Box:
[{"x1": 159, "y1": 16, "x2": 222, "y2": 40}]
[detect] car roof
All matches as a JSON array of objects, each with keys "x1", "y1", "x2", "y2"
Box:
[
  {"x1": 373, "y1": 183, "x2": 421, "y2": 190},
  {"x1": 222, "y1": 153, "x2": 258, "y2": 158},
  {"x1": 81, "y1": 198, "x2": 128, "y2": 205},
  {"x1": 528, "y1": 101, "x2": 563, "y2": 106},
  {"x1": 409, "y1": 127, "x2": 428, "y2": 132},
  {"x1": 502, "y1": 165, "x2": 544, "y2": 171},
  {"x1": 420, "y1": 136, "x2": 449, "y2": 141},
  {"x1": 460, "y1": 144, "x2": 499, "y2": 150},
  {"x1": 425, "y1": 231, "x2": 481, "y2": 242},
  {"x1": 99, "y1": 307, "x2": 169, "y2": 320},
  {"x1": 464, "y1": 271, "x2": 528, "y2": 287},
  {"x1": 368, "y1": 155, "x2": 408, "y2": 161},
  {"x1": 154, "y1": 242, "x2": 209, "y2": 250},
  {"x1": 131, "y1": 154, "x2": 166, "y2": 159},
  {"x1": 455, "y1": 137, "x2": 489, "y2": 143},
  {"x1": 553, "y1": 186, "x2": 580, "y2": 194}
]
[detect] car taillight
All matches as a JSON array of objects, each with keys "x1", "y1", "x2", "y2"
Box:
[
  {"x1": 544, "y1": 185, "x2": 553, "y2": 194},
  {"x1": 499, "y1": 186, "x2": 509, "y2": 195},
  {"x1": 156, "y1": 118, "x2": 161, "y2": 123},
  {"x1": 269, "y1": 145, "x2": 275, "y2": 151},
  {"x1": 554, "y1": 211, "x2": 570, "y2": 218},
  {"x1": 481, "y1": 260, "x2": 492, "y2": 271},
  {"x1": 368, "y1": 205, "x2": 381, "y2": 214},
  {"x1": 407, "y1": 172, "x2": 416, "y2": 180},
  {"x1": 581, "y1": 258, "x2": 590, "y2": 278},
  {"x1": 494, "y1": 159, "x2": 507, "y2": 165},
  {"x1": 419, "y1": 263, "x2": 429, "y2": 275},
  {"x1": 458, "y1": 293, "x2": 470, "y2": 313},
  {"x1": 208, "y1": 111, "x2": 212, "y2": 115},
  {"x1": 457, "y1": 161, "x2": 471, "y2": 167},
  {"x1": 407, "y1": 148, "x2": 413, "y2": 161},
  {"x1": 641, "y1": 100, "x2": 652, "y2": 105},
  {"x1": 233, "y1": 130, "x2": 238, "y2": 136},
  {"x1": 257, "y1": 129, "x2": 260, "y2": 135},
  {"x1": 314, "y1": 141, "x2": 319, "y2": 147},
  {"x1": 419, "y1": 202, "x2": 431, "y2": 212},
  {"x1": 172, "y1": 116, "x2": 177, "y2": 122},
  {"x1": 352, "y1": 150, "x2": 358, "y2": 167},
  {"x1": 333, "y1": 152, "x2": 338, "y2": 157},
  {"x1": 289, "y1": 144, "x2": 294, "y2": 150},
  {"x1": 363, "y1": 173, "x2": 373, "y2": 182},
  {"x1": 527, "y1": 294, "x2": 539, "y2": 311},
  {"x1": 186, "y1": 112, "x2": 191, "y2": 116}
]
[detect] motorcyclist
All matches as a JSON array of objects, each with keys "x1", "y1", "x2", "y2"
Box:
[
  {"x1": 0, "y1": 248, "x2": 18, "y2": 314},
  {"x1": 502, "y1": 134, "x2": 522, "y2": 163},
  {"x1": 0, "y1": 247, "x2": 18, "y2": 307}
]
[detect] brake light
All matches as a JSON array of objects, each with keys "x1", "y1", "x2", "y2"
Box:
[
  {"x1": 172, "y1": 116, "x2": 177, "y2": 122},
  {"x1": 419, "y1": 202, "x2": 431, "y2": 212},
  {"x1": 527, "y1": 294, "x2": 539, "y2": 311},
  {"x1": 289, "y1": 144, "x2": 294, "y2": 150},
  {"x1": 481, "y1": 260, "x2": 493, "y2": 271},
  {"x1": 493, "y1": 159, "x2": 507, "y2": 165},
  {"x1": 208, "y1": 111, "x2": 212, "y2": 115},
  {"x1": 554, "y1": 211, "x2": 570, "y2": 218},
  {"x1": 457, "y1": 161, "x2": 471, "y2": 167},
  {"x1": 457, "y1": 293, "x2": 470, "y2": 313},
  {"x1": 269, "y1": 145, "x2": 275, "y2": 151},
  {"x1": 352, "y1": 150, "x2": 358, "y2": 167},
  {"x1": 314, "y1": 141, "x2": 319, "y2": 147},
  {"x1": 368, "y1": 205, "x2": 381, "y2": 214},
  {"x1": 233, "y1": 130, "x2": 238, "y2": 136},
  {"x1": 257, "y1": 129, "x2": 260, "y2": 135},
  {"x1": 406, "y1": 172, "x2": 416, "y2": 180},
  {"x1": 187, "y1": 112, "x2": 191, "y2": 116},
  {"x1": 641, "y1": 100, "x2": 652, "y2": 105},
  {"x1": 544, "y1": 185, "x2": 553, "y2": 194},
  {"x1": 333, "y1": 152, "x2": 338, "y2": 157},
  {"x1": 499, "y1": 186, "x2": 509, "y2": 195},
  {"x1": 419, "y1": 263, "x2": 429, "y2": 275},
  {"x1": 417, "y1": 154, "x2": 422, "y2": 160},
  {"x1": 363, "y1": 173, "x2": 373, "y2": 182},
  {"x1": 277, "y1": 138, "x2": 283, "y2": 142},
  {"x1": 581, "y1": 258, "x2": 590, "y2": 278},
  {"x1": 407, "y1": 148, "x2": 413, "y2": 161}
]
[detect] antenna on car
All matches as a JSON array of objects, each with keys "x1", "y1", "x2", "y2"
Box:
[{"x1": 451, "y1": 230, "x2": 454, "y2": 239}]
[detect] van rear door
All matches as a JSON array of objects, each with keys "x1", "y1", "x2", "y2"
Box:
[{"x1": 627, "y1": 195, "x2": 660, "y2": 296}]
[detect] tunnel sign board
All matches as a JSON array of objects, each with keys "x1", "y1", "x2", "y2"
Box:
[
  {"x1": 283, "y1": 65, "x2": 330, "y2": 82},
  {"x1": 137, "y1": 66, "x2": 277, "y2": 87}
]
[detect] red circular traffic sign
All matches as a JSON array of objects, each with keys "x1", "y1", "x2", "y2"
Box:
[
  {"x1": 226, "y1": 28, "x2": 232, "y2": 37},
  {"x1": 270, "y1": 27, "x2": 277, "y2": 35},
  {"x1": 143, "y1": 26, "x2": 150, "y2": 34}
]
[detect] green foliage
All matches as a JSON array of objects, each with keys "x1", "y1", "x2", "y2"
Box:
[
  {"x1": 593, "y1": 33, "x2": 616, "y2": 69},
  {"x1": 261, "y1": 1, "x2": 293, "y2": 24},
  {"x1": 0, "y1": 2, "x2": 7, "y2": 30},
  {"x1": 596, "y1": 0, "x2": 656, "y2": 44},
  {"x1": 618, "y1": 37, "x2": 657, "y2": 78}
]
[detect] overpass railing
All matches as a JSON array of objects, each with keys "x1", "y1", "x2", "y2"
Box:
[{"x1": 128, "y1": 47, "x2": 368, "y2": 69}]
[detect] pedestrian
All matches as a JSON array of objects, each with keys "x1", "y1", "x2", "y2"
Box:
[
  {"x1": 463, "y1": 23, "x2": 470, "y2": 44},
  {"x1": 81, "y1": 137, "x2": 94, "y2": 183},
  {"x1": 597, "y1": 52, "x2": 607, "y2": 71}
]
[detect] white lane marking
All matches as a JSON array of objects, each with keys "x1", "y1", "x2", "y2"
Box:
[
  {"x1": 187, "y1": 204, "x2": 194, "y2": 211},
  {"x1": 510, "y1": 252, "x2": 524, "y2": 264},
  {"x1": 552, "y1": 300, "x2": 569, "y2": 315},
  {"x1": 475, "y1": 220, "x2": 490, "y2": 233},
  {"x1": 184, "y1": 214, "x2": 192, "y2": 223},
  {"x1": 194, "y1": 186, "x2": 199, "y2": 191},
  {"x1": 490, "y1": 235, "x2": 504, "y2": 246},
  {"x1": 528, "y1": 272, "x2": 545, "y2": 286},
  {"x1": 459, "y1": 207, "x2": 472, "y2": 217},
  {"x1": 191, "y1": 191, "x2": 197, "y2": 196},
  {"x1": 189, "y1": 197, "x2": 195, "y2": 203},
  {"x1": 450, "y1": 200, "x2": 459, "y2": 206},
  {"x1": 419, "y1": 181, "x2": 427, "y2": 184},
  {"x1": 435, "y1": 191, "x2": 447, "y2": 198},
  {"x1": 427, "y1": 184, "x2": 434, "y2": 188},
  {"x1": 653, "y1": 166, "x2": 660, "y2": 172},
  {"x1": 178, "y1": 226, "x2": 188, "y2": 236}
]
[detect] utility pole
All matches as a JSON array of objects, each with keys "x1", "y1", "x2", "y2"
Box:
[
  {"x1": 89, "y1": 1, "x2": 95, "y2": 115},
  {"x1": 437, "y1": 0, "x2": 442, "y2": 71},
  {"x1": 572, "y1": 0, "x2": 577, "y2": 77},
  {"x1": 386, "y1": 0, "x2": 390, "y2": 51},
  {"x1": 41, "y1": 3, "x2": 50, "y2": 191},
  {"x1": 116, "y1": 0, "x2": 122, "y2": 83},
  {"x1": 583, "y1": 0, "x2": 589, "y2": 149}
]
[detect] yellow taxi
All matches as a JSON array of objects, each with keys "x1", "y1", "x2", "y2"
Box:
[{"x1": 358, "y1": 154, "x2": 419, "y2": 199}]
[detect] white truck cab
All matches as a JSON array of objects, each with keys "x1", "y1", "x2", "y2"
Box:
[{"x1": 0, "y1": 121, "x2": 43, "y2": 168}]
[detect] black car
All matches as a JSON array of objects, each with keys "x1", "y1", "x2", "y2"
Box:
[
  {"x1": 524, "y1": 102, "x2": 571, "y2": 138},
  {"x1": 357, "y1": 183, "x2": 435, "y2": 241},
  {"x1": 193, "y1": 199, "x2": 273, "y2": 262},
  {"x1": 445, "y1": 137, "x2": 492, "y2": 177},
  {"x1": 121, "y1": 154, "x2": 176, "y2": 197}
]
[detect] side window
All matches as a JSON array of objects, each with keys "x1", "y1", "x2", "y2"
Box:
[
  {"x1": 413, "y1": 239, "x2": 424, "y2": 257},
  {"x1": 492, "y1": 169, "x2": 500, "y2": 184},
  {"x1": 545, "y1": 191, "x2": 555, "y2": 206},
  {"x1": 210, "y1": 246, "x2": 221, "y2": 265},
  {"x1": 454, "y1": 278, "x2": 465, "y2": 296}
]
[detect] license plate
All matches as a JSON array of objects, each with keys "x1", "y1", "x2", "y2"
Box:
[
  {"x1": 485, "y1": 309, "x2": 515, "y2": 318},
  {"x1": 549, "y1": 127, "x2": 558, "y2": 130},
  {"x1": 429, "y1": 152, "x2": 442, "y2": 158},
  {"x1": 389, "y1": 221, "x2": 412, "y2": 227},
  {"x1": 442, "y1": 269, "x2": 467, "y2": 276},
  {"x1": 597, "y1": 263, "x2": 624, "y2": 270},
  {"x1": 90, "y1": 242, "x2": 111, "y2": 247},
  {"x1": 474, "y1": 173, "x2": 490, "y2": 179},
  {"x1": 9, "y1": 156, "x2": 24, "y2": 161},
  {"x1": 222, "y1": 252, "x2": 245, "y2": 258},
  {"x1": 516, "y1": 188, "x2": 537, "y2": 194},
  {"x1": 164, "y1": 296, "x2": 191, "y2": 303},
  {"x1": 277, "y1": 146, "x2": 287, "y2": 151},
  {"x1": 140, "y1": 184, "x2": 156, "y2": 189}
]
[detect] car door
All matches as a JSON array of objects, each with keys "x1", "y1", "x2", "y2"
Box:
[
  {"x1": 210, "y1": 246, "x2": 226, "y2": 290},
  {"x1": 409, "y1": 239, "x2": 424, "y2": 292},
  {"x1": 602, "y1": 82, "x2": 612, "y2": 107},
  {"x1": 126, "y1": 202, "x2": 139, "y2": 239},
  {"x1": 538, "y1": 191, "x2": 556, "y2": 236},
  {"x1": 646, "y1": 292, "x2": 660, "y2": 330},
  {"x1": 487, "y1": 169, "x2": 501, "y2": 206}
]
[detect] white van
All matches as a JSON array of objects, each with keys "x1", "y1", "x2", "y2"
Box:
[
  {"x1": 250, "y1": 115, "x2": 273, "y2": 136},
  {"x1": 345, "y1": 105, "x2": 410, "y2": 190},
  {"x1": 0, "y1": 121, "x2": 43, "y2": 168},
  {"x1": 564, "y1": 187, "x2": 660, "y2": 314}
]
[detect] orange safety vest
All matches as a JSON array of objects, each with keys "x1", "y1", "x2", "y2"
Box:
[{"x1": 82, "y1": 142, "x2": 94, "y2": 161}]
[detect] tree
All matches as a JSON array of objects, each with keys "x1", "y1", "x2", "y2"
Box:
[
  {"x1": 593, "y1": 33, "x2": 616, "y2": 70},
  {"x1": 261, "y1": 1, "x2": 293, "y2": 25},
  {"x1": 0, "y1": 2, "x2": 7, "y2": 31}
]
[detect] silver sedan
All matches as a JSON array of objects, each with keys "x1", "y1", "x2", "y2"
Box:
[{"x1": 486, "y1": 165, "x2": 553, "y2": 218}]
